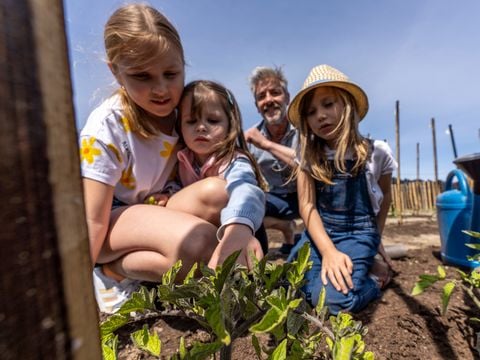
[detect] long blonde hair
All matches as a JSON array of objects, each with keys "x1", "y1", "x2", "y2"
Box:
[
  {"x1": 104, "y1": 4, "x2": 185, "y2": 138},
  {"x1": 294, "y1": 87, "x2": 370, "y2": 184},
  {"x1": 179, "y1": 80, "x2": 268, "y2": 191}
]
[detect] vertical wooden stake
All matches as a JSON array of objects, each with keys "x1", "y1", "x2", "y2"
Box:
[
  {"x1": 416, "y1": 142, "x2": 420, "y2": 181},
  {"x1": 0, "y1": 0, "x2": 101, "y2": 358},
  {"x1": 395, "y1": 100, "x2": 403, "y2": 223},
  {"x1": 431, "y1": 118, "x2": 439, "y2": 183}
]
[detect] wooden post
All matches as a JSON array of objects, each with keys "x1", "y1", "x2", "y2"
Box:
[
  {"x1": 448, "y1": 124, "x2": 458, "y2": 159},
  {"x1": 395, "y1": 100, "x2": 403, "y2": 223},
  {"x1": 431, "y1": 118, "x2": 439, "y2": 183},
  {"x1": 416, "y1": 142, "x2": 420, "y2": 180},
  {"x1": 0, "y1": 1, "x2": 101, "y2": 359}
]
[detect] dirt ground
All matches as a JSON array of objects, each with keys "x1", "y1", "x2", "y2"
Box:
[{"x1": 114, "y1": 215, "x2": 480, "y2": 359}]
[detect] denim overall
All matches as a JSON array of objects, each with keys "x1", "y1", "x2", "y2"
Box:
[{"x1": 288, "y1": 160, "x2": 381, "y2": 314}]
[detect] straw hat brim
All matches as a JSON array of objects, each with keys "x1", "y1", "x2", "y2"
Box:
[{"x1": 287, "y1": 80, "x2": 369, "y2": 129}]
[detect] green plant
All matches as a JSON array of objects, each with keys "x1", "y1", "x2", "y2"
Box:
[
  {"x1": 411, "y1": 230, "x2": 480, "y2": 354},
  {"x1": 100, "y1": 243, "x2": 374, "y2": 359}
]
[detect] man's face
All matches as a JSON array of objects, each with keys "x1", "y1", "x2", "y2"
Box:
[{"x1": 254, "y1": 77, "x2": 289, "y2": 126}]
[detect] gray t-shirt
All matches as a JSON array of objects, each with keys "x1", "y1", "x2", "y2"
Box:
[{"x1": 247, "y1": 120, "x2": 299, "y2": 195}]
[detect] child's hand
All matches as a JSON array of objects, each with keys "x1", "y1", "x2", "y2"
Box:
[
  {"x1": 144, "y1": 193, "x2": 169, "y2": 207},
  {"x1": 321, "y1": 248, "x2": 354, "y2": 294},
  {"x1": 208, "y1": 224, "x2": 263, "y2": 270}
]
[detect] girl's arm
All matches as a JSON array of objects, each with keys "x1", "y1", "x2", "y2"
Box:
[
  {"x1": 207, "y1": 223, "x2": 263, "y2": 269},
  {"x1": 376, "y1": 173, "x2": 392, "y2": 235},
  {"x1": 208, "y1": 158, "x2": 265, "y2": 269},
  {"x1": 298, "y1": 170, "x2": 353, "y2": 294},
  {"x1": 83, "y1": 178, "x2": 114, "y2": 264},
  {"x1": 376, "y1": 173, "x2": 394, "y2": 267}
]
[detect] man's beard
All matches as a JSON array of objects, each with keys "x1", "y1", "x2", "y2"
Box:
[{"x1": 264, "y1": 107, "x2": 286, "y2": 126}]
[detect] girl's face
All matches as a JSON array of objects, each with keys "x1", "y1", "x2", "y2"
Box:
[
  {"x1": 111, "y1": 47, "x2": 184, "y2": 119},
  {"x1": 180, "y1": 92, "x2": 230, "y2": 165},
  {"x1": 305, "y1": 87, "x2": 345, "y2": 148}
]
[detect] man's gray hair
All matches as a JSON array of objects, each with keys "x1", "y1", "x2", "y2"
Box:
[{"x1": 248, "y1": 66, "x2": 288, "y2": 95}]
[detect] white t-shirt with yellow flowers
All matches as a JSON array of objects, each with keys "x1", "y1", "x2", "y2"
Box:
[{"x1": 79, "y1": 95, "x2": 179, "y2": 205}]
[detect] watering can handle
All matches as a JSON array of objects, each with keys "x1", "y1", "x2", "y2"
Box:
[{"x1": 445, "y1": 169, "x2": 471, "y2": 195}]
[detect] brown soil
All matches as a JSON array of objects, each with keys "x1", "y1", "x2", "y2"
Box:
[{"x1": 114, "y1": 215, "x2": 480, "y2": 359}]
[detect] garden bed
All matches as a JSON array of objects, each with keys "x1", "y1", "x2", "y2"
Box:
[{"x1": 111, "y1": 215, "x2": 480, "y2": 359}]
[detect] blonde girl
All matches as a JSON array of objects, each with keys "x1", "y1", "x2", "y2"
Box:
[
  {"x1": 80, "y1": 4, "x2": 223, "y2": 313},
  {"x1": 169, "y1": 80, "x2": 266, "y2": 267},
  {"x1": 287, "y1": 64, "x2": 397, "y2": 314}
]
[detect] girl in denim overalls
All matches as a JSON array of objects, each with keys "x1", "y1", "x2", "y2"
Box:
[{"x1": 287, "y1": 65, "x2": 397, "y2": 314}]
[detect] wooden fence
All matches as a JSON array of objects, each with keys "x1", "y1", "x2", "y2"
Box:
[{"x1": 391, "y1": 180, "x2": 443, "y2": 215}]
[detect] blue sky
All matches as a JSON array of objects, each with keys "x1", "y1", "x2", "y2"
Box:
[{"x1": 64, "y1": 0, "x2": 480, "y2": 181}]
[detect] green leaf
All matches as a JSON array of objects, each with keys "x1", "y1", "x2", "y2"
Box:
[
  {"x1": 360, "y1": 351, "x2": 375, "y2": 360},
  {"x1": 102, "y1": 343, "x2": 117, "y2": 360},
  {"x1": 268, "y1": 338, "x2": 287, "y2": 360},
  {"x1": 465, "y1": 243, "x2": 480, "y2": 250},
  {"x1": 264, "y1": 265, "x2": 283, "y2": 291},
  {"x1": 162, "y1": 260, "x2": 183, "y2": 285},
  {"x1": 250, "y1": 306, "x2": 287, "y2": 333},
  {"x1": 187, "y1": 341, "x2": 223, "y2": 359},
  {"x1": 437, "y1": 266, "x2": 446, "y2": 280},
  {"x1": 130, "y1": 324, "x2": 161, "y2": 356},
  {"x1": 266, "y1": 287, "x2": 287, "y2": 310},
  {"x1": 286, "y1": 300, "x2": 306, "y2": 335},
  {"x1": 441, "y1": 281, "x2": 456, "y2": 316},
  {"x1": 213, "y1": 250, "x2": 241, "y2": 293},
  {"x1": 463, "y1": 230, "x2": 480, "y2": 239},
  {"x1": 419, "y1": 274, "x2": 439, "y2": 282},
  {"x1": 288, "y1": 298, "x2": 303, "y2": 310},
  {"x1": 179, "y1": 337, "x2": 186, "y2": 359},
  {"x1": 296, "y1": 242, "x2": 311, "y2": 275},
  {"x1": 411, "y1": 274, "x2": 440, "y2": 296},
  {"x1": 333, "y1": 335, "x2": 356, "y2": 360},
  {"x1": 100, "y1": 313, "x2": 130, "y2": 337},
  {"x1": 289, "y1": 339, "x2": 307, "y2": 359},
  {"x1": 467, "y1": 254, "x2": 480, "y2": 262},
  {"x1": 325, "y1": 337, "x2": 334, "y2": 351},
  {"x1": 117, "y1": 286, "x2": 156, "y2": 314},
  {"x1": 315, "y1": 286, "x2": 327, "y2": 314},
  {"x1": 101, "y1": 334, "x2": 118, "y2": 360},
  {"x1": 183, "y1": 262, "x2": 198, "y2": 283},
  {"x1": 204, "y1": 299, "x2": 231, "y2": 345},
  {"x1": 251, "y1": 335, "x2": 263, "y2": 359}
]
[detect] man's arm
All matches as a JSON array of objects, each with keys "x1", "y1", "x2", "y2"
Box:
[{"x1": 245, "y1": 127, "x2": 296, "y2": 167}]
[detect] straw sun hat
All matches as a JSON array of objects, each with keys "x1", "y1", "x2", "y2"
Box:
[{"x1": 287, "y1": 64, "x2": 369, "y2": 128}]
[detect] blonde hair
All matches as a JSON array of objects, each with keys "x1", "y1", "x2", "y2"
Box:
[
  {"x1": 179, "y1": 80, "x2": 267, "y2": 191},
  {"x1": 104, "y1": 4, "x2": 185, "y2": 138},
  {"x1": 294, "y1": 87, "x2": 370, "y2": 185}
]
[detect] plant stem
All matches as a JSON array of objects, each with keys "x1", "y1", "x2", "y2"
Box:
[
  {"x1": 220, "y1": 344, "x2": 232, "y2": 360},
  {"x1": 296, "y1": 310, "x2": 335, "y2": 339},
  {"x1": 462, "y1": 284, "x2": 480, "y2": 310},
  {"x1": 231, "y1": 311, "x2": 265, "y2": 339}
]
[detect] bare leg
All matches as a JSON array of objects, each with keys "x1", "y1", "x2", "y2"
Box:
[
  {"x1": 370, "y1": 257, "x2": 392, "y2": 289},
  {"x1": 264, "y1": 216, "x2": 295, "y2": 245},
  {"x1": 98, "y1": 204, "x2": 218, "y2": 282},
  {"x1": 167, "y1": 177, "x2": 228, "y2": 226}
]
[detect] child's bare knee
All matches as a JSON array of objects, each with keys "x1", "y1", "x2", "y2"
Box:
[{"x1": 198, "y1": 177, "x2": 228, "y2": 207}]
